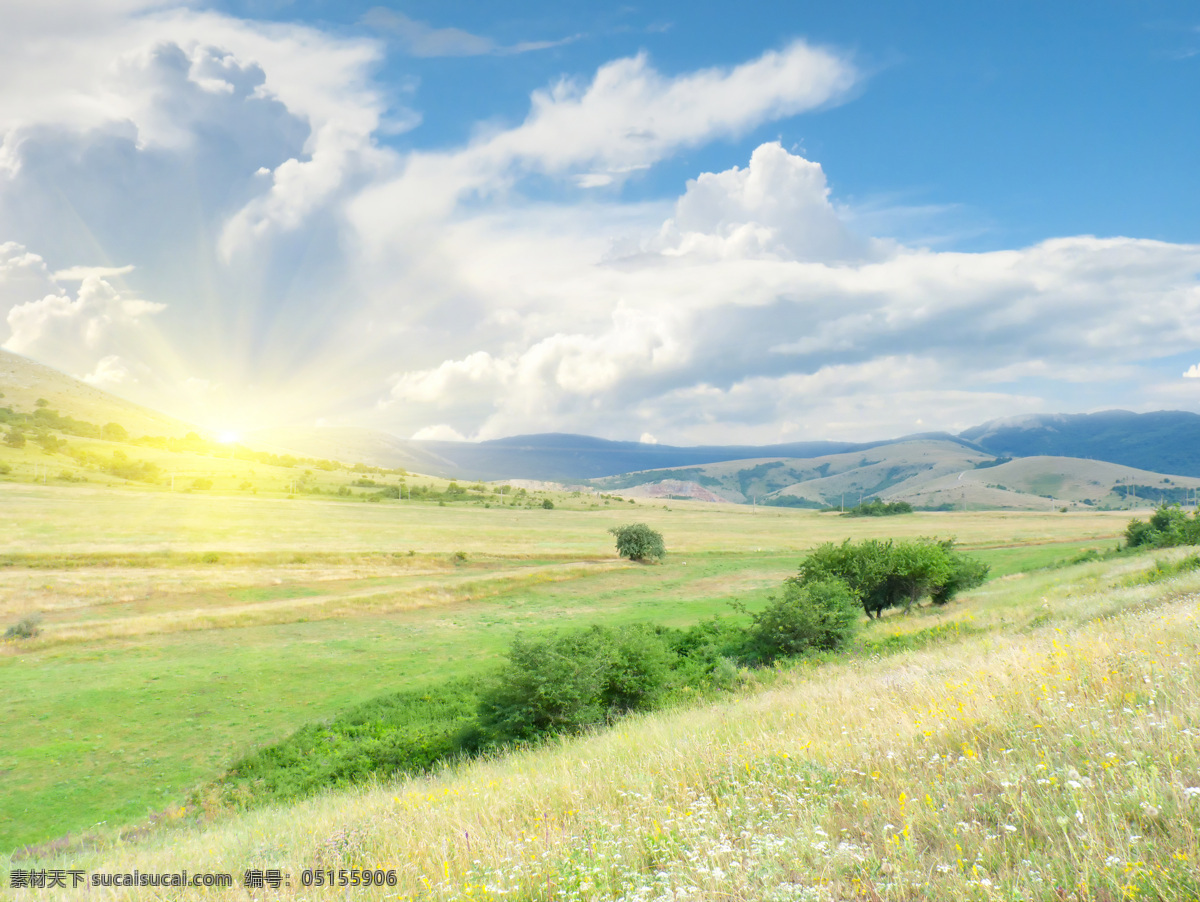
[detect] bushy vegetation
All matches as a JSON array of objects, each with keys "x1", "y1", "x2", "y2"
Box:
[
  {"x1": 217, "y1": 681, "x2": 481, "y2": 806},
  {"x1": 841, "y1": 497, "x2": 914, "y2": 517},
  {"x1": 745, "y1": 577, "x2": 860, "y2": 662},
  {"x1": 3, "y1": 615, "x2": 41, "y2": 640},
  {"x1": 608, "y1": 523, "x2": 666, "y2": 561},
  {"x1": 1124, "y1": 503, "x2": 1200, "y2": 549},
  {"x1": 212, "y1": 548, "x2": 930, "y2": 807},
  {"x1": 794, "y1": 537, "x2": 989, "y2": 618}
]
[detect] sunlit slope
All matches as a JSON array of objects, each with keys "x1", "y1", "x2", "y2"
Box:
[
  {"x1": 894, "y1": 455, "x2": 1200, "y2": 510},
  {"x1": 0, "y1": 349, "x2": 194, "y2": 438}
]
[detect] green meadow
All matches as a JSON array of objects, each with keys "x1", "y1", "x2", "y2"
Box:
[{"x1": 0, "y1": 482, "x2": 1135, "y2": 856}]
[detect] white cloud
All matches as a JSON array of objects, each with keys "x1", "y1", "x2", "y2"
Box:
[
  {"x1": 0, "y1": 4, "x2": 394, "y2": 254},
  {"x1": 2, "y1": 11, "x2": 1198, "y2": 445},
  {"x1": 362, "y1": 8, "x2": 579, "y2": 58},
  {"x1": 82, "y1": 354, "x2": 147, "y2": 387},
  {"x1": 411, "y1": 424, "x2": 468, "y2": 441},
  {"x1": 52, "y1": 264, "x2": 135, "y2": 281},
  {"x1": 3, "y1": 272, "x2": 165, "y2": 378},
  {"x1": 365, "y1": 139, "x2": 1200, "y2": 443},
  {"x1": 650, "y1": 141, "x2": 878, "y2": 262},
  {"x1": 348, "y1": 41, "x2": 859, "y2": 250},
  {"x1": 1185, "y1": 364, "x2": 1200, "y2": 379}
]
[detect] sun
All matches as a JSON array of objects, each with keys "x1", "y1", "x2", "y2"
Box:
[{"x1": 217, "y1": 430, "x2": 242, "y2": 445}]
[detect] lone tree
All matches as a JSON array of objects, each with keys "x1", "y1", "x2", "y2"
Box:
[{"x1": 609, "y1": 523, "x2": 665, "y2": 562}]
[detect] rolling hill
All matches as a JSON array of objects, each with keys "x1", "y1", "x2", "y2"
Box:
[
  {"x1": 964, "y1": 410, "x2": 1200, "y2": 477},
  {"x1": 0, "y1": 349, "x2": 195, "y2": 438}
]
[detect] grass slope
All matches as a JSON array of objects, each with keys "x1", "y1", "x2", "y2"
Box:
[
  {"x1": 0, "y1": 349, "x2": 194, "y2": 439},
  {"x1": 4, "y1": 541, "x2": 1198, "y2": 899}
]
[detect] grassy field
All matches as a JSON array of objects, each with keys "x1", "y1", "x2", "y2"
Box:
[
  {"x1": 0, "y1": 482, "x2": 1139, "y2": 859},
  {"x1": 0, "y1": 489, "x2": 1195, "y2": 899}
]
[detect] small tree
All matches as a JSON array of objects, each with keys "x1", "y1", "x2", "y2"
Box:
[
  {"x1": 609, "y1": 523, "x2": 665, "y2": 562},
  {"x1": 4, "y1": 429, "x2": 25, "y2": 448}
]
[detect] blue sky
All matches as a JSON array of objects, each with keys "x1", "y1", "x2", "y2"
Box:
[
  {"x1": 0, "y1": 1, "x2": 1197, "y2": 443},
  {"x1": 217, "y1": 0, "x2": 1200, "y2": 248}
]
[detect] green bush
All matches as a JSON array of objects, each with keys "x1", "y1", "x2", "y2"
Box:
[
  {"x1": 747, "y1": 578, "x2": 860, "y2": 663},
  {"x1": 796, "y1": 538, "x2": 989, "y2": 618},
  {"x1": 843, "y1": 498, "x2": 914, "y2": 517},
  {"x1": 4, "y1": 615, "x2": 41, "y2": 640},
  {"x1": 608, "y1": 523, "x2": 665, "y2": 562},
  {"x1": 475, "y1": 624, "x2": 674, "y2": 745},
  {"x1": 1124, "y1": 505, "x2": 1200, "y2": 549},
  {"x1": 541, "y1": 498, "x2": 554, "y2": 509},
  {"x1": 4, "y1": 429, "x2": 25, "y2": 448},
  {"x1": 0, "y1": 463, "x2": 10, "y2": 475}
]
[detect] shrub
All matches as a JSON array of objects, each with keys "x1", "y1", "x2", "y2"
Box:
[
  {"x1": 1125, "y1": 505, "x2": 1200, "y2": 549},
  {"x1": 748, "y1": 578, "x2": 860, "y2": 663},
  {"x1": 101, "y1": 422, "x2": 129, "y2": 441},
  {"x1": 0, "y1": 463, "x2": 10, "y2": 475},
  {"x1": 609, "y1": 523, "x2": 665, "y2": 562},
  {"x1": 191, "y1": 477, "x2": 213, "y2": 490},
  {"x1": 843, "y1": 498, "x2": 914, "y2": 517},
  {"x1": 5, "y1": 615, "x2": 41, "y2": 640},
  {"x1": 4, "y1": 429, "x2": 25, "y2": 448},
  {"x1": 541, "y1": 498, "x2": 554, "y2": 509},
  {"x1": 475, "y1": 624, "x2": 674, "y2": 745}
]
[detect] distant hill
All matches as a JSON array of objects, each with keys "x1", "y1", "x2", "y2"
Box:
[
  {"x1": 7, "y1": 349, "x2": 1200, "y2": 505},
  {"x1": 0, "y1": 349, "x2": 195, "y2": 438},
  {"x1": 963, "y1": 410, "x2": 1200, "y2": 477},
  {"x1": 254, "y1": 429, "x2": 912, "y2": 482}
]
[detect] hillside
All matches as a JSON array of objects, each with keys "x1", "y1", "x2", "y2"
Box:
[
  {"x1": 964, "y1": 409, "x2": 1200, "y2": 476},
  {"x1": 255, "y1": 428, "x2": 894, "y2": 482},
  {"x1": 891, "y1": 455, "x2": 1200, "y2": 511},
  {"x1": 593, "y1": 439, "x2": 992, "y2": 506},
  {"x1": 0, "y1": 349, "x2": 195, "y2": 438},
  {"x1": 7, "y1": 537, "x2": 1198, "y2": 899}
]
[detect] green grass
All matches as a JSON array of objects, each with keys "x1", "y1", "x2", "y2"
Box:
[{"x1": 0, "y1": 485, "x2": 1134, "y2": 853}]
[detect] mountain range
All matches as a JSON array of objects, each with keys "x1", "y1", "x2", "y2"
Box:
[{"x1": 4, "y1": 347, "x2": 1200, "y2": 510}]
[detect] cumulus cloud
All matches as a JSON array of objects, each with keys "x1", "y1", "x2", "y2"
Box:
[
  {"x1": 0, "y1": 3, "x2": 393, "y2": 255},
  {"x1": 3, "y1": 270, "x2": 165, "y2": 377},
  {"x1": 1185, "y1": 364, "x2": 1200, "y2": 378},
  {"x1": 650, "y1": 141, "x2": 878, "y2": 262},
  {"x1": 367, "y1": 136, "x2": 1200, "y2": 442}
]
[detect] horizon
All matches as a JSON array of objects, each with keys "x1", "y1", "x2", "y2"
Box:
[{"x1": 1, "y1": 2, "x2": 1198, "y2": 443}]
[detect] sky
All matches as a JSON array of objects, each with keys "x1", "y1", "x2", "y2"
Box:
[{"x1": 0, "y1": 0, "x2": 1197, "y2": 445}]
